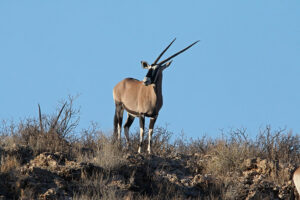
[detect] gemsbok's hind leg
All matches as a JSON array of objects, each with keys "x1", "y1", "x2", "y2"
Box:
[
  {"x1": 124, "y1": 113, "x2": 135, "y2": 148},
  {"x1": 113, "y1": 102, "x2": 124, "y2": 144},
  {"x1": 138, "y1": 116, "x2": 145, "y2": 153},
  {"x1": 147, "y1": 117, "x2": 157, "y2": 154}
]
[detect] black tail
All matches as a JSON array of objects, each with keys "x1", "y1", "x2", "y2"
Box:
[
  {"x1": 113, "y1": 102, "x2": 123, "y2": 143},
  {"x1": 113, "y1": 109, "x2": 118, "y2": 143}
]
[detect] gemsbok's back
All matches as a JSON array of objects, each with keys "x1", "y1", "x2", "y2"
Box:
[{"x1": 113, "y1": 38, "x2": 198, "y2": 154}]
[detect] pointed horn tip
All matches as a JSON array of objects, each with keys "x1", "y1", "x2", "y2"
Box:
[
  {"x1": 193, "y1": 40, "x2": 200, "y2": 45},
  {"x1": 152, "y1": 38, "x2": 177, "y2": 65},
  {"x1": 157, "y1": 40, "x2": 199, "y2": 65}
]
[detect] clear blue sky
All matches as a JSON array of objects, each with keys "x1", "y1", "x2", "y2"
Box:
[{"x1": 1, "y1": 1, "x2": 299, "y2": 138}]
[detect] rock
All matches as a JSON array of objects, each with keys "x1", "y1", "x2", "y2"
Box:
[
  {"x1": 39, "y1": 188, "x2": 57, "y2": 200},
  {"x1": 243, "y1": 158, "x2": 257, "y2": 169},
  {"x1": 256, "y1": 159, "x2": 268, "y2": 173}
]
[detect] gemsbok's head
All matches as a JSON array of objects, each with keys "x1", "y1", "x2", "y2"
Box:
[
  {"x1": 113, "y1": 38, "x2": 199, "y2": 154},
  {"x1": 141, "y1": 38, "x2": 199, "y2": 86}
]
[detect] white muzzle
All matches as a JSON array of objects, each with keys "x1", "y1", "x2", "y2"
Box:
[{"x1": 143, "y1": 77, "x2": 151, "y2": 85}]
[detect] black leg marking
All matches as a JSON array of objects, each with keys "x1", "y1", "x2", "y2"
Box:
[
  {"x1": 149, "y1": 117, "x2": 157, "y2": 130},
  {"x1": 124, "y1": 114, "x2": 135, "y2": 147},
  {"x1": 124, "y1": 114, "x2": 135, "y2": 129}
]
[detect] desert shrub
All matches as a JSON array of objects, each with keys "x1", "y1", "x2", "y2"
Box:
[
  {"x1": 0, "y1": 96, "x2": 79, "y2": 157},
  {"x1": 76, "y1": 122, "x2": 100, "y2": 150},
  {"x1": 253, "y1": 126, "x2": 300, "y2": 185},
  {"x1": 173, "y1": 131, "x2": 190, "y2": 154},
  {"x1": 16, "y1": 119, "x2": 71, "y2": 155},
  {"x1": 255, "y1": 126, "x2": 300, "y2": 164},
  {"x1": 204, "y1": 128, "x2": 256, "y2": 176},
  {"x1": 150, "y1": 126, "x2": 174, "y2": 155},
  {"x1": 91, "y1": 134, "x2": 126, "y2": 170},
  {"x1": 184, "y1": 136, "x2": 209, "y2": 155},
  {"x1": 173, "y1": 131, "x2": 209, "y2": 155},
  {"x1": 74, "y1": 127, "x2": 126, "y2": 171}
]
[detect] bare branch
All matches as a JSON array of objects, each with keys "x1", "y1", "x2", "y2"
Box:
[
  {"x1": 51, "y1": 102, "x2": 67, "y2": 130},
  {"x1": 38, "y1": 104, "x2": 43, "y2": 133}
]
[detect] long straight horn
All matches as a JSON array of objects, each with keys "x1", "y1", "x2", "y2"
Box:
[
  {"x1": 158, "y1": 40, "x2": 199, "y2": 65},
  {"x1": 153, "y1": 38, "x2": 176, "y2": 65}
]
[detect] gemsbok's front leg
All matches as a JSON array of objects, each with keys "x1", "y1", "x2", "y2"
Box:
[
  {"x1": 147, "y1": 117, "x2": 157, "y2": 154},
  {"x1": 138, "y1": 116, "x2": 145, "y2": 153}
]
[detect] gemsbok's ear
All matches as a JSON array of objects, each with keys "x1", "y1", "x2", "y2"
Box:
[
  {"x1": 162, "y1": 61, "x2": 172, "y2": 70},
  {"x1": 141, "y1": 61, "x2": 150, "y2": 69}
]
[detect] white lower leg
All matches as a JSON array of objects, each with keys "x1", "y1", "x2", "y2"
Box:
[
  {"x1": 138, "y1": 128, "x2": 144, "y2": 153},
  {"x1": 147, "y1": 129, "x2": 153, "y2": 154},
  {"x1": 117, "y1": 124, "x2": 121, "y2": 141}
]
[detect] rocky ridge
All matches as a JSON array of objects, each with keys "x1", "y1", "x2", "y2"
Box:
[{"x1": 0, "y1": 145, "x2": 298, "y2": 199}]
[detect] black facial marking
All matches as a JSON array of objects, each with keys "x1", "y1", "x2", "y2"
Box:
[
  {"x1": 145, "y1": 68, "x2": 153, "y2": 79},
  {"x1": 145, "y1": 67, "x2": 160, "y2": 83}
]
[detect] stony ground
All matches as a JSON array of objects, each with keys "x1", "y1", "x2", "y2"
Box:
[{"x1": 0, "y1": 144, "x2": 298, "y2": 200}]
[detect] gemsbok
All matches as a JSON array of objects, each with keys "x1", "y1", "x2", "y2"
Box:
[
  {"x1": 113, "y1": 39, "x2": 198, "y2": 154},
  {"x1": 293, "y1": 167, "x2": 300, "y2": 196}
]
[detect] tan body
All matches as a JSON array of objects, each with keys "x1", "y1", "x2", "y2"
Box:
[
  {"x1": 293, "y1": 167, "x2": 300, "y2": 196},
  {"x1": 113, "y1": 77, "x2": 163, "y2": 118}
]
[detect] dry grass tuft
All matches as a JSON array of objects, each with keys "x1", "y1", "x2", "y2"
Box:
[
  {"x1": 73, "y1": 124, "x2": 126, "y2": 170},
  {"x1": 0, "y1": 154, "x2": 21, "y2": 173},
  {"x1": 73, "y1": 172, "x2": 119, "y2": 200}
]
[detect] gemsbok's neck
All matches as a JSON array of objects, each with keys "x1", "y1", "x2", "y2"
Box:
[{"x1": 154, "y1": 73, "x2": 163, "y2": 97}]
